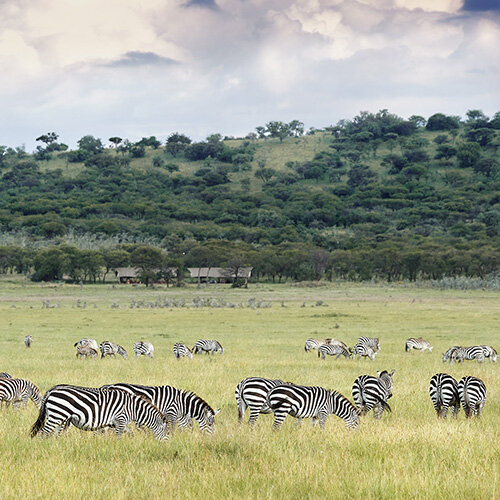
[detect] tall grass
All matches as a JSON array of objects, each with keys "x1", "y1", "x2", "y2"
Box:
[{"x1": 0, "y1": 283, "x2": 498, "y2": 499}]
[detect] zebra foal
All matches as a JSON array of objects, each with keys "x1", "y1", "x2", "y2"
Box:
[
  {"x1": 318, "y1": 344, "x2": 351, "y2": 360},
  {"x1": 133, "y1": 342, "x2": 154, "y2": 358},
  {"x1": 30, "y1": 385, "x2": 168, "y2": 439},
  {"x1": 266, "y1": 384, "x2": 360, "y2": 430},
  {"x1": 0, "y1": 378, "x2": 42, "y2": 409},
  {"x1": 100, "y1": 341, "x2": 128, "y2": 359},
  {"x1": 429, "y1": 373, "x2": 460, "y2": 418},
  {"x1": 405, "y1": 338, "x2": 432, "y2": 352},
  {"x1": 76, "y1": 345, "x2": 98, "y2": 359}
]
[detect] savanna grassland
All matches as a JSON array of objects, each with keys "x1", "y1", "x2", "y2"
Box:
[{"x1": 0, "y1": 279, "x2": 498, "y2": 499}]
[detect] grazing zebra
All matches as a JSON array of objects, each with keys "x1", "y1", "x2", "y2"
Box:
[
  {"x1": 453, "y1": 346, "x2": 485, "y2": 363},
  {"x1": 74, "y1": 338, "x2": 99, "y2": 351},
  {"x1": 357, "y1": 337, "x2": 380, "y2": 351},
  {"x1": 0, "y1": 373, "x2": 12, "y2": 378},
  {"x1": 352, "y1": 370, "x2": 394, "y2": 419},
  {"x1": 481, "y1": 345, "x2": 497, "y2": 362},
  {"x1": 458, "y1": 376, "x2": 487, "y2": 418},
  {"x1": 173, "y1": 343, "x2": 193, "y2": 359},
  {"x1": 76, "y1": 345, "x2": 98, "y2": 359},
  {"x1": 24, "y1": 335, "x2": 33, "y2": 348},
  {"x1": 304, "y1": 339, "x2": 325, "y2": 352},
  {"x1": 101, "y1": 383, "x2": 219, "y2": 433},
  {"x1": 235, "y1": 377, "x2": 286, "y2": 426},
  {"x1": 442, "y1": 346, "x2": 460, "y2": 363},
  {"x1": 429, "y1": 373, "x2": 460, "y2": 418},
  {"x1": 405, "y1": 338, "x2": 432, "y2": 352},
  {"x1": 193, "y1": 339, "x2": 223, "y2": 355},
  {"x1": 325, "y1": 338, "x2": 348, "y2": 349},
  {"x1": 133, "y1": 342, "x2": 154, "y2": 358},
  {"x1": 318, "y1": 344, "x2": 351, "y2": 360},
  {"x1": 0, "y1": 378, "x2": 42, "y2": 409},
  {"x1": 30, "y1": 385, "x2": 168, "y2": 439},
  {"x1": 100, "y1": 341, "x2": 128, "y2": 359},
  {"x1": 266, "y1": 384, "x2": 360, "y2": 430}
]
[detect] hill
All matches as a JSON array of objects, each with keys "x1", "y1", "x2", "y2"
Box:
[{"x1": 0, "y1": 110, "x2": 498, "y2": 283}]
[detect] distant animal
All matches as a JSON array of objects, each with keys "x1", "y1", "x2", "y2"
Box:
[
  {"x1": 173, "y1": 343, "x2": 193, "y2": 359},
  {"x1": 0, "y1": 373, "x2": 12, "y2": 379},
  {"x1": 352, "y1": 337, "x2": 379, "y2": 360},
  {"x1": 318, "y1": 344, "x2": 351, "y2": 360},
  {"x1": 24, "y1": 335, "x2": 33, "y2": 348},
  {"x1": 100, "y1": 383, "x2": 219, "y2": 434},
  {"x1": 405, "y1": 338, "x2": 432, "y2": 352},
  {"x1": 99, "y1": 341, "x2": 128, "y2": 359},
  {"x1": 76, "y1": 345, "x2": 98, "y2": 359},
  {"x1": 74, "y1": 338, "x2": 99, "y2": 351},
  {"x1": 30, "y1": 385, "x2": 168, "y2": 439},
  {"x1": 429, "y1": 373, "x2": 460, "y2": 418},
  {"x1": 0, "y1": 378, "x2": 42, "y2": 409},
  {"x1": 133, "y1": 342, "x2": 154, "y2": 358},
  {"x1": 352, "y1": 370, "x2": 394, "y2": 419},
  {"x1": 453, "y1": 346, "x2": 485, "y2": 363},
  {"x1": 458, "y1": 376, "x2": 487, "y2": 418},
  {"x1": 266, "y1": 384, "x2": 360, "y2": 430},
  {"x1": 193, "y1": 339, "x2": 223, "y2": 355},
  {"x1": 324, "y1": 338, "x2": 348, "y2": 349},
  {"x1": 235, "y1": 377, "x2": 286, "y2": 426},
  {"x1": 481, "y1": 345, "x2": 497, "y2": 362},
  {"x1": 304, "y1": 339, "x2": 325, "y2": 352},
  {"x1": 442, "y1": 346, "x2": 460, "y2": 363}
]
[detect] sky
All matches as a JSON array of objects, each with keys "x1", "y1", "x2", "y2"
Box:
[{"x1": 0, "y1": 0, "x2": 499, "y2": 151}]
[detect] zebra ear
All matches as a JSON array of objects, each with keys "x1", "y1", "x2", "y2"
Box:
[
  {"x1": 213, "y1": 408, "x2": 221, "y2": 416},
  {"x1": 390, "y1": 369, "x2": 395, "y2": 376},
  {"x1": 377, "y1": 371, "x2": 381, "y2": 376}
]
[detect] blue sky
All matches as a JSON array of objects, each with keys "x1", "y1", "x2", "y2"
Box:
[{"x1": 0, "y1": 0, "x2": 498, "y2": 150}]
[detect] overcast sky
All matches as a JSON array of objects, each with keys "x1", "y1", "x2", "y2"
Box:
[{"x1": 1, "y1": 0, "x2": 499, "y2": 150}]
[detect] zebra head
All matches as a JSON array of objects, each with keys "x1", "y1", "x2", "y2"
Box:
[
  {"x1": 199, "y1": 407, "x2": 220, "y2": 434},
  {"x1": 377, "y1": 370, "x2": 395, "y2": 395},
  {"x1": 117, "y1": 345, "x2": 128, "y2": 359}
]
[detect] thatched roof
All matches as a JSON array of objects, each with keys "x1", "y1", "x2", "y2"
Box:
[{"x1": 187, "y1": 267, "x2": 253, "y2": 279}]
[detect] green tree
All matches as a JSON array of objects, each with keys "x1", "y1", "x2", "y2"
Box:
[
  {"x1": 456, "y1": 142, "x2": 481, "y2": 168},
  {"x1": 130, "y1": 245, "x2": 164, "y2": 287}
]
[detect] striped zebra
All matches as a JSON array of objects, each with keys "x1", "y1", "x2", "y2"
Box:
[
  {"x1": 266, "y1": 384, "x2": 360, "y2": 430},
  {"x1": 325, "y1": 338, "x2": 348, "y2": 349},
  {"x1": 193, "y1": 339, "x2": 223, "y2": 355},
  {"x1": 74, "y1": 338, "x2": 99, "y2": 351},
  {"x1": 235, "y1": 377, "x2": 286, "y2": 426},
  {"x1": 481, "y1": 345, "x2": 497, "y2": 362},
  {"x1": 24, "y1": 335, "x2": 33, "y2": 348},
  {"x1": 453, "y1": 346, "x2": 485, "y2": 363},
  {"x1": 101, "y1": 383, "x2": 219, "y2": 433},
  {"x1": 442, "y1": 346, "x2": 460, "y2": 363},
  {"x1": 173, "y1": 343, "x2": 193, "y2": 359},
  {"x1": 0, "y1": 378, "x2": 42, "y2": 409},
  {"x1": 458, "y1": 376, "x2": 487, "y2": 418},
  {"x1": 318, "y1": 344, "x2": 351, "y2": 360},
  {"x1": 76, "y1": 345, "x2": 98, "y2": 358},
  {"x1": 304, "y1": 339, "x2": 325, "y2": 352},
  {"x1": 30, "y1": 385, "x2": 168, "y2": 439},
  {"x1": 100, "y1": 341, "x2": 128, "y2": 359},
  {"x1": 0, "y1": 373, "x2": 12, "y2": 378},
  {"x1": 405, "y1": 338, "x2": 432, "y2": 352},
  {"x1": 352, "y1": 370, "x2": 394, "y2": 419},
  {"x1": 429, "y1": 373, "x2": 460, "y2": 418},
  {"x1": 133, "y1": 342, "x2": 154, "y2": 358}
]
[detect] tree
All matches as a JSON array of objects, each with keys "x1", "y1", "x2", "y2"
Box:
[
  {"x1": 426, "y1": 113, "x2": 460, "y2": 131},
  {"x1": 265, "y1": 121, "x2": 290, "y2": 142},
  {"x1": 130, "y1": 245, "x2": 164, "y2": 287},
  {"x1": 77, "y1": 135, "x2": 104, "y2": 158},
  {"x1": 347, "y1": 164, "x2": 376, "y2": 188},
  {"x1": 109, "y1": 137, "x2": 122, "y2": 148},
  {"x1": 466, "y1": 128, "x2": 495, "y2": 147},
  {"x1": 225, "y1": 252, "x2": 249, "y2": 288},
  {"x1": 36, "y1": 132, "x2": 59, "y2": 145},
  {"x1": 254, "y1": 167, "x2": 276, "y2": 183},
  {"x1": 32, "y1": 247, "x2": 68, "y2": 281},
  {"x1": 456, "y1": 142, "x2": 481, "y2": 169},
  {"x1": 288, "y1": 120, "x2": 305, "y2": 137},
  {"x1": 473, "y1": 158, "x2": 498, "y2": 177},
  {"x1": 165, "y1": 133, "x2": 191, "y2": 157}
]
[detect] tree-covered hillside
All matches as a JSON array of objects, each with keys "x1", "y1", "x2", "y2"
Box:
[{"x1": 0, "y1": 109, "x2": 498, "y2": 283}]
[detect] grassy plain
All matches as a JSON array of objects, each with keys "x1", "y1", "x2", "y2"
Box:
[{"x1": 0, "y1": 279, "x2": 498, "y2": 499}]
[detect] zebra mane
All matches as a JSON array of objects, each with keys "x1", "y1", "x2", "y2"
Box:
[
  {"x1": 182, "y1": 390, "x2": 215, "y2": 415},
  {"x1": 328, "y1": 390, "x2": 357, "y2": 408}
]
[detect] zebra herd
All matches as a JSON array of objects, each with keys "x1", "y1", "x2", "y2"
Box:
[
  {"x1": 442, "y1": 345, "x2": 497, "y2": 364},
  {"x1": 74, "y1": 339, "x2": 154, "y2": 359}
]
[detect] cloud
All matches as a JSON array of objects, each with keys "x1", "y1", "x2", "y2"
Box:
[
  {"x1": 106, "y1": 51, "x2": 179, "y2": 67},
  {"x1": 184, "y1": 0, "x2": 219, "y2": 10}
]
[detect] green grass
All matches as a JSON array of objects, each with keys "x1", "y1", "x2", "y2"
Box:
[{"x1": 0, "y1": 281, "x2": 498, "y2": 499}]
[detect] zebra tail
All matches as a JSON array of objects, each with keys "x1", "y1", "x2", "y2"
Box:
[
  {"x1": 30, "y1": 400, "x2": 47, "y2": 438},
  {"x1": 372, "y1": 392, "x2": 392, "y2": 413}
]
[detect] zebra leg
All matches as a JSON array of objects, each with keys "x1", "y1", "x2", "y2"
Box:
[
  {"x1": 248, "y1": 409, "x2": 261, "y2": 427},
  {"x1": 237, "y1": 399, "x2": 247, "y2": 424},
  {"x1": 373, "y1": 403, "x2": 383, "y2": 419},
  {"x1": 272, "y1": 410, "x2": 288, "y2": 430},
  {"x1": 318, "y1": 412, "x2": 328, "y2": 429},
  {"x1": 441, "y1": 404, "x2": 448, "y2": 419}
]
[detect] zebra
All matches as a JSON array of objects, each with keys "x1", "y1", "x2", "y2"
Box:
[
  {"x1": 76, "y1": 345, "x2": 98, "y2": 359},
  {"x1": 304, "y1": 339, "x2": 325, "y2": 352},
  {"x1": 442, "y1": 346, "x2": 460, "y2": 363},
  {"x1": 193, "y1": 339, "x2": 223, "y2": 355},
  {"x1": 173, "y1": 343, "x2": 193, "y2": 359},
  {"x1": 429, "y1": 373, "x2": 460, "y2": 418},
  {"x1": 74, "y1": 338, "x2": 99, "y2": 351},
  {"x1": 235, "y1": 377, "x2": 286, "y2": 426},
  {"x1": 324, "y1": 338, "x2": 348, "y2": 349},
  {"x1": 405, "y1": 338, "x2": 432, "y2": 352},
  {"x1": 0, "y1": 378, "x2": 42, "y2": 409},
  {"x1": 356, "y1": 337, "x2": 380, "y2": 351},
  {"x1": 318, "y1": 344, "x2": 351, "y2": 360},
  {"x1": 352, "y1": 344, "x2": 376, "y2": 360},
  {"x1": 453, "y1": 346, "x2": 485, "y2": 363},
  {"x1": 458, "y1": 376, "x2": 487, "y2": 418},
  {"x1": 133, "y1": 342, "x2": 154, "y2": 358},
  {"x1": 24, "y1": 335, "x2": 33, "y2": 348},
  {"x1": 0, "y1": 373, "x2": 12, "y2": 378},
  {"x1": 481, "y1": 345, "x2": 497, "y2": 362},
  {"x1": 352, "y1": 370, "x2": 394, "y2": 419},
  {"x1": 30, "y1": 385, "x2": 168, "y2": 439},
  {"x1": 266, "y1": 384, "x2": 360, "y2": 430},
  {"x1": 100, "y1": 383, "x2": 219, "y2": 434},
  {"x1": 100, "y1": 341, "x2": 128, "y2": 359}
]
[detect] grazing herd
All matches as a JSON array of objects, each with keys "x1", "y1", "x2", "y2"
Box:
[{"x1": 0, "y1": 332, "x2": 494, "y2": 440}]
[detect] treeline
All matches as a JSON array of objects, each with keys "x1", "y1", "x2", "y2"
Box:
[{"x1": 0, "y1": 240, "x2": 496, "y2": 285}]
